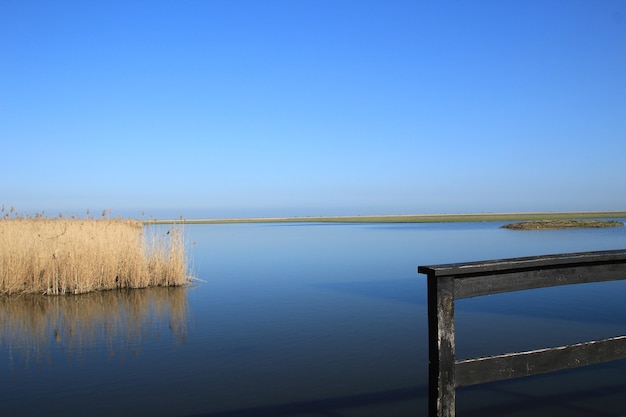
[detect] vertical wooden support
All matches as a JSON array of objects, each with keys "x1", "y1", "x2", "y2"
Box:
[
  {"x1": 428, "y1": 275, "x2": 456, "y2": 417},
  {"x1": 421, "y1": 250, "x2": 626, "y2": 415}
]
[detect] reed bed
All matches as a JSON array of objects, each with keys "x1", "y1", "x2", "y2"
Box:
[{"x1": 0, "y1": 216, "x2": 190, "y2": 295}]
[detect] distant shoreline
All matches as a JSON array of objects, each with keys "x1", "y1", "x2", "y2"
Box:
[
  {"x1": 501, "y1": 219, "x2": 624, "y2": 230},
  {"x1": 146, "y1": 211, "x2": 626, "y2": 225}
]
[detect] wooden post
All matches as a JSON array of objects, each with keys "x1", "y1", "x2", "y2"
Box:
[
  {"x1": 420, "y1": 250, "x2": 626, "y2": 415},
  {"x1": 428, "y1": 275, "x2": 456, "y2": 417}
]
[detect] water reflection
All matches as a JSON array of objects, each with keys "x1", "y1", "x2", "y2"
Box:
[
  {"x1": 0, "y1": 287, "x2": 188, "y2": 368},
  {"x1": 1, "y1": 222, "x2": 625, "y2": 417}
]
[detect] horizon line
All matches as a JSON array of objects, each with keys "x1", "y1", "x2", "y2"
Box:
[{"x1": 146, "y1": 210, "x2": 626, "y2": 224}]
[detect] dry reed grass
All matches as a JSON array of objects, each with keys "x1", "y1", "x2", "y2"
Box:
[{"x1": 0, "y1": 212, "x2": 190, "y2": 295}]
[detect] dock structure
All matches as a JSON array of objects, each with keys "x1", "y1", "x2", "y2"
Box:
[{"x1": 419, "y1": 249, "x2": 626, "y2": 417}]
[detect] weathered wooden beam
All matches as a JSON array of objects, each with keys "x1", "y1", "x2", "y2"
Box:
[
  {"x1": 418, "y1": 249, "x2": 626, "y2": 278},
  {"x1": 427, "y1": 275, "x2": 456, "y2": 417},
  {"x1": 454, "y1": 262, "x2": 626, "y2": 299},
  {"x1": 455, "y1": 335, "x2": 626, "y2": 387},
  {"x1": 420, "y1": 249, "x2": 626, "y2": 417}
]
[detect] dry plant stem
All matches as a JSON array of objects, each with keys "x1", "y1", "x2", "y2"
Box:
[{"x1": 0, "y1": 218, "x2": 190, "y2": 295}]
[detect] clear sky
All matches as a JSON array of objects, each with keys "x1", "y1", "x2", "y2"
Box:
[{"x1": 1, "y1": 0, "x2": 625, "y2": 219}]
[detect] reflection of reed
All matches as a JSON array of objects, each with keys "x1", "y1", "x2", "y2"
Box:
[{"x1": 0, "y1": 287, "x2": 188, "y2": 366}]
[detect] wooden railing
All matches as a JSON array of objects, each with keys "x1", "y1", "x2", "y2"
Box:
[{"x1": 418, "y1": 249, "x2": 626, "y2": 417}]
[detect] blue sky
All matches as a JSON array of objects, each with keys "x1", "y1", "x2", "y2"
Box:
[{"x1": 1, "y1": 0, "x2": 625, "y2": 219}]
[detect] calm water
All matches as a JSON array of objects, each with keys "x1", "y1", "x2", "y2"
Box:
[{"x1": 2, "y1": 221, "x2": 626, "y2": 417}]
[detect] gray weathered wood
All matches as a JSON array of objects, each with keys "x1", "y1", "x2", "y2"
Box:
[
  {"x1": 418, "y1": 249, "x2": 626, "y2": 278},
  {"x1": 455, "y1": 335, "x2": 626, "y2": 387},
  {"x1": 428, "y1": 275, "x2": 456, "y2": 417},
  {"x1": 419, "y1": 249, "x2": 626, "y2": 417},
  {"x1": 455, "y1": 262, "x2": 626, "y2": 299}
]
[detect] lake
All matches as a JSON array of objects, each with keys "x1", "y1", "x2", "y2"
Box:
[{"x1": 2, "y1": 220, "x2": 626, "y2": 416}]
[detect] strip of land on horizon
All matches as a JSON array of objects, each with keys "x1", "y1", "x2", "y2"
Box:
[{"x1": 148, "y1": 211, "x2": 626, "y2": 224}]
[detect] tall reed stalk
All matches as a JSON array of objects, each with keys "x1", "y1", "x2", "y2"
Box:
[{"x1": 0, "y1": 217, "x2": 190, "y2": 295}]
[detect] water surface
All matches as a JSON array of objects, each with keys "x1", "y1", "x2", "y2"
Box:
[{"x1": 2, "y1": 221, "x2": 626, "y2": 416}]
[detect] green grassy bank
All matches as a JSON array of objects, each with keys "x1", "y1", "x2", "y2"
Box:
[
  {"x1": 148, "y1": 211, "x2": 626, "y2": 225},
  {"x1": 502, "y1": 219, "x2": 624, "y2": 230}
]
